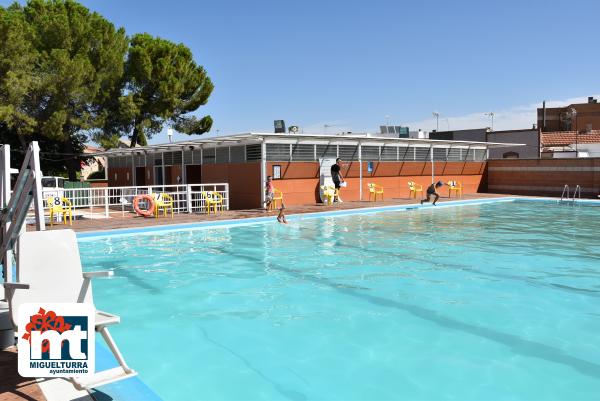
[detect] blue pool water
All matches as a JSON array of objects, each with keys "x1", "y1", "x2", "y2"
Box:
[{"x1": 80, "y1": 201, "x2": 600, "y2": 401}]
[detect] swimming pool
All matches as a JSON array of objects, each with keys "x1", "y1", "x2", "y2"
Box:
[{"x1": 80, "y1": 200, "x2": 600, "y2": 401}]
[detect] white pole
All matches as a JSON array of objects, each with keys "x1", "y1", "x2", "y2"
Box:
[
  {"x1": 31, "y1": 142, "x2": 45, "y2": 231},
  {"x1": 104, "y1": 188, "x2": 109, "y2": 218},
  {"x1": 358, "y1": 143, "x2": 363, "y2": 201},
  {"x1": 186, "y1": 184, "x2": 192, "y2": 213},
  {"x1": 430, "y1": 145, "x2": 434, "y2": 183},
  {"x1": 261, "y1": 139, "x2": 267, "y2": 207}
]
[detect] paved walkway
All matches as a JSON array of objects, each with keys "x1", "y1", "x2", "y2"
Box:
[
  {"x1": 34, "y1": 193, "x2": 510, "y2": 233},
  {"x1": 0, "y1": 347, "x2": 46, "y2": 401}
]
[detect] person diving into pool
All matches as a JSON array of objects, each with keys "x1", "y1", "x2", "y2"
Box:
[{"x1": 421, "y1": 181, "x2": 445, "y2": 206}]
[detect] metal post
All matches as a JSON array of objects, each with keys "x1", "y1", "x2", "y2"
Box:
[
  {"x1": 181, "y1": 148, "x2": 185, "y2": 184},
  {"x1": 31, "y1": 142, "x2": 45, "y2": 231},
  {"x1": 430, "y1": 145, "x2": 434, "y2": 183},
  {"x1": 358, "y1": 143, "x2": 363, "y2": 201},
  {"x1": 104, "y1": 188, "x2": 109, "y2": 218},
  {"x1": 261, "y1": 139, "x2": 267, "y2": 207},
  {"x1": 1, "y1": 145, "x2": 11, "y2": 289},
  {"x1": 186, "y1": 184, "x2": 192, "y2": 213}
]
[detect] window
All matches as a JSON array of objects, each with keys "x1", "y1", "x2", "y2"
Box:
[{"x1": 503, "y1": 151, "x2": 519, "y2": 159}]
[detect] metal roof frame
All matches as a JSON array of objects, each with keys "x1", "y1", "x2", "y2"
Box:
[{"x1": 86, "y1": 132, "x2": 523, "y2": 157}]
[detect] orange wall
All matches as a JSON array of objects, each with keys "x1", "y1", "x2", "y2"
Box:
[
  {"x1": 268, "y1": 161, "x2": 486, "y2": 206},
  {"x1": 109, "y1": 160, "x2": 486, "y2": 209},
  {"x1": 487, "y1": 158, "x2": 600, "y2": 197},
  {"x1": 202, "y1": 162, "x2": 262, "y2": 209}
]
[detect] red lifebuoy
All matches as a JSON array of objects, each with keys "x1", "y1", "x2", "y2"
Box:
[{"x1": 133, "y1": 194, "x2": 155, "y2": 217}]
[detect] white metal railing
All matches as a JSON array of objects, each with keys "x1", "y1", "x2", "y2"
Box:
[{"x1": 35, "y1": 183, "x2": 229, "y2": 220}]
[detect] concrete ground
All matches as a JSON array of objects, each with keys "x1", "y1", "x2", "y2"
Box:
[{"x1": 32, "y1": 193, "x2": 510, "y2": 233}]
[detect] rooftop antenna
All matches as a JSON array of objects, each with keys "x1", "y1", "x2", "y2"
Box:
[
  {"x1": 485, "y1": 112, "x2": 495, "y2": 131},
  {"x1": 432, "y1": 112, "x2": 440, "y2": 131}
]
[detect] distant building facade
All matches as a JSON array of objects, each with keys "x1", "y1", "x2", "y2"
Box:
[
  {"x1": 538, "y1": 97, "x2": 600, "y2": 132},
  {"x1": 429, "y1": 128, "x2": 539, "y2": 159}
]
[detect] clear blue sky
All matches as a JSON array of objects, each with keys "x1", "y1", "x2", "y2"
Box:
[{"x1": 3, "y1": 0, "x2": 600, "y2": 141}]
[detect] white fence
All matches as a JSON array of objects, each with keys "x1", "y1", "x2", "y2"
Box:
[{"x1": 38, "y1": 183, "x2": 229, "y2": 220}]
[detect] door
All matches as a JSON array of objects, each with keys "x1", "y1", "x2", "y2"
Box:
[
  {"x1": 135, "y1": 167, "x2": 146, "y2": 186},
  {"x1": 185, "y1": 165, "x2": 202, "y2": 184}
]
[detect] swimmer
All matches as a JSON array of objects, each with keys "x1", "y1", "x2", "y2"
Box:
[
  {"x1": 421, "y1": 181, "x2": 444, "y2": 206},
  {"x1": 277, "y1": 203, "x2": 288, "y2": 224}
]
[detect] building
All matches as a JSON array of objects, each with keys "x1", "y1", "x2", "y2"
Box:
[
  {"x1": 429, "y1": 128, "x2": 539, "y2": 159},
  {"x1": 93, "y1": 132, "x2": 519, "y2": 209},
  {"x1": 541, "y1": 130, "x2": 600, "y2": 158},
  {"x1": 538, "y1": 97, "x2": 600, "y2": 132},
  {"x1": 81, "y1": 145, "x2": 106, "y2": 180}
]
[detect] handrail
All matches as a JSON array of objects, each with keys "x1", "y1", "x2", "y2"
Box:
[
  {"x1": 573, "y1": 185, "x2": 581, "y2": 203},
  {"x1": 1, "y1": 142, "x2": 45, "y2": 284},
  {"x1": 560, "y1": 185, "x2": 569, "y2": 202}
]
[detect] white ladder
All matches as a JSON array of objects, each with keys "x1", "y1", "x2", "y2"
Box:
[
  {"x1": 559, "y1": 184, "x2": 581, "y2": 205},
  {"x1": 0, "y1": 141, "x2": 45, "y2": 284}
]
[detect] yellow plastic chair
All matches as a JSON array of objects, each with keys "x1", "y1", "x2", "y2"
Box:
[
  {"x1": 367, "y1": 183, "x2": 384, "y2": 201},
  {"x1": 408, "y1": 181, "x2": 423, "y2": 199},
  {"x1": 268, "y1": 188, "x2": 284, "y2": 210},
  {"x1": 320, "y1": 185, "x2": 338, "y2": 205},
  {"x1": 447, "y1": 180, "x2": 463, "y2": 198},
  {"x1": 46, "y1": 196, "x2": 73, "y2": 226},
  {"x1": 203, "y1": 191, "x2": 223, "y2": 214},
  {"x1": 153, "y1": 193, "x2": 174, "y2": 218}
]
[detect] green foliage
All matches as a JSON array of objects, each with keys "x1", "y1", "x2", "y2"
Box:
[
  {"x1": 0, "y1": 0, "x2": 213, "y2": 176},
  {"x1": 86, "y1": 168, "x2": 106, "y2": 180},
  {"x1": 103, "y1": 33, "x2": 214, "y2": 148},
  {"x1": 0, "y1": 0, "x2": 128, "y2": 179}
]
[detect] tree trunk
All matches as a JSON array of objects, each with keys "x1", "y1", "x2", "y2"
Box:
[
  {"x1": 130, "y1": 125, "x2": 140, "y2": 148},
  {"x1": 64, "y1": 140, "x2": 79, "y2": 181}
]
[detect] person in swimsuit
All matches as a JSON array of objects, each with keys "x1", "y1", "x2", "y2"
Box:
[
  {"x1": 277, "y1": 203, "x2": 288, "y2": 224},
  {"x1": 264, "y1": 176, "x2": 274, "y2": 210},
  {"x1": 421, "y1": 181, "x2": 444, "y2": 206},
  {"x1": 330, "y1": 158, "x2": 345, "y2": 202}
]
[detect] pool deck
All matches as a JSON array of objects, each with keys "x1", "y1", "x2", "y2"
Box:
[
  {"x1": 31, "y1": 193, "x2": 513, "y2": 233},
  {"x1": 0, "y1": 347, "x2": 46, "y2": 401}
]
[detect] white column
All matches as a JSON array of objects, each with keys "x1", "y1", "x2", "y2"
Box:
[
  {"x1": 261, "y1": 140, "x2": 267, "y2": 206},
  {"x1": 186, "y1": 184, "x2": 192, "y2": 213},
  {"x1": 181, "y1": 148, "x2": 185, "y2": 184},
  {"x1": 430, "y1": 145, "x2": 434, "y2": 184},
  {"x1": 358, "y1": 144, "x2": 363, "y2": 201},
  {"x1": 104, "y1": 188, "x2": 109, "y2": 217},
  {"x1": 131, "y1": 154, "x2": 136, "y2": 186}
]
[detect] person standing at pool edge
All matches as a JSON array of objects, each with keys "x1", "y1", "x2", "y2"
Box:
[
  {"x1": 264, "y1": 175, "x2": 274, "y2": 210},
  {"x1": 331, "y1": 158, "x2": 345, "y2": 202},
  {"x1": 421, "y1": 181, "x2": 444, "y2": 206}
]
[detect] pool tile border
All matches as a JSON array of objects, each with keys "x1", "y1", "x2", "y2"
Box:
[{"x1": 78, "y1": 197, "x2": 520, "y2": 240}]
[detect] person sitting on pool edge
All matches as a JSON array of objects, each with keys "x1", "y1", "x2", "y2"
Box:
[{"x1": 421, "y1": 181, "x2": 445, "y2": 206}]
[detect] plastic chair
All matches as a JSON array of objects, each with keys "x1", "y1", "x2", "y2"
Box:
[
  {"x1": 268, "y1": 188, "x2": 284, "y2": 210},
  {"x1": 320, "y1": 185, "x2": 338, "y2": 205},
  {"x1": 367, "y1": 183, "x2": 384, "y2": 201},
  {"x1": 408, "y1": 181, "x2": 423, "y2": 199},
  {"x1": 447, "y1": 181, "x2": 463, "y2": 198},
  {"x1": 203, "y1": 191, "x2": 223, "y2": 214},
  {"x1": 46, "y1": 196, "x2": 73, "y2": 226},
  {"x1": 153, "y1": 193, "x2": 174, "y2": 218}
]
